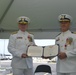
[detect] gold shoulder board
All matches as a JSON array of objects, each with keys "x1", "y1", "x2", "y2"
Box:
[
  {"x1": 72, "y1": 32, "x2": 76, "y2": 34},
  {"x1": 11, "y1": 31, "x2": 18, "y2": 35},
  {"x1": 28, "y1": 32, "x2": 34, "y2": 35}
]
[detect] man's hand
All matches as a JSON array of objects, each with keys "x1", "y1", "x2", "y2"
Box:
[
  {"x1": 42, "y1": 56, "x2": 55, "y2": 60},
  {"x1": 21, "y1": 53, "x2": 28, "y2": 58},
  {"x1": 58, "y1": 52, "x2": 67, "y2": 59}
]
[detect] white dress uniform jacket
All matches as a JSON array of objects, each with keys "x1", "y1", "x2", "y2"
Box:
[
  {"x1": 8, "y1": 30, "x2": 35, "y2": 69},
  {"x1": 55, "y1": 30, "x2": 76, "y2": 73}
]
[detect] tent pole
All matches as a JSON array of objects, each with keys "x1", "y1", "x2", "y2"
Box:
[{"x1": 0, "y1": 0, "x2": 14, "y2": 24}]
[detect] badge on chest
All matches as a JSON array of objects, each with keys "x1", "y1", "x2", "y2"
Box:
[
  {"x1": 17, "y1": 37, "x2": 23, "y2": 39},
  {"x1": 65, "y1": 37, "x2": 73, "y2": 50}
]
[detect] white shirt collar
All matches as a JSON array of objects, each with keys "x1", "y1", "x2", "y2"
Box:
[
  {"x1": 18, "y1": 30, "x2": 28, "y2": 34},
  {"x1": 61, "y1": 30, "x2": 71, "y2": 36}
]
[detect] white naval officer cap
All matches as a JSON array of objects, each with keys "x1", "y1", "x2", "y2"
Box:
[
  {"x1": 58, "y1": 14, "x2": 72, "y2": 22},
  {"x1": 17, "y1": 16, "x2": 30, "y2": 24}
]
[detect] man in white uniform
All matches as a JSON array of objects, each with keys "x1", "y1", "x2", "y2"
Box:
[
  {"x1": 56, "y1": 14, "x2": 76, "y2": 75},
  {"x1": 8, "y1": 16, "x2": 35, "y2": 75}
]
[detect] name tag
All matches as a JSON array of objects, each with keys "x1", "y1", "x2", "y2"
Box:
[{"x1": 17, "y1": 37, "x2": 23, "y2": 39}]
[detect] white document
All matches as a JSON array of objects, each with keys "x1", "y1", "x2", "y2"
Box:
[
  {"x1": 44, "y1": 45, "x2": 58, "y2": 57},
  {"x1": 27, "y1": 45, "x2": 58, "y2": 57},
  {"x1": 27, "y1": 46, "x2": 43, "y2": 56}
]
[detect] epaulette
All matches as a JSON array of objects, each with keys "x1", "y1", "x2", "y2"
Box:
[
  {"x1": 28, "y1": 32, "x2": 34, "y2": 35},
  {"x1": 55, "y1": 33, "x2": 61, "y2": 37},
  {"x1": 71, "y1": 32, "x2": 76, "y2": 34},
  {"x1": 11, "y1": 31, "x2": 18, "y2": 35}
]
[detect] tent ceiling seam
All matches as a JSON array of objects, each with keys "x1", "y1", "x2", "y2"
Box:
[{"x1": 0, "y1": 0, "x2": 14, "y2": 24}]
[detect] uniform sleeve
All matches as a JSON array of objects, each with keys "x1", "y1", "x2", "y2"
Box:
[
  {"x1": 66, "y1": 38, "x2": 76, "y2": 58},
  {"x1": 8, "y1": 35, "x2": 22, "y2": 58}
]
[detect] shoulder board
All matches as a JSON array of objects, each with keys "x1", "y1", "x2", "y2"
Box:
[
  {"x1": 71, "y1": 32, "x2": 76, "y2": 34},
  {"x1": 28, "y1": 32, "x2": 34, "y2": 35},
  {"x1": 55, "y1": 33, "x2": 61, "y2": 37},
  {"x1": 11, "y1": 31, "x2": 18, "y2": 35}
]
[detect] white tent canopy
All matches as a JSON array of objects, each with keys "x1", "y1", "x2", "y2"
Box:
[{"x1": 0, "y1": 0, "x2": 76, "y2": 39}]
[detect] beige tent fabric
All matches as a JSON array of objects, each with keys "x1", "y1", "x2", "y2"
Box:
[{"x1": 0, "y1": 0, "x2": 76, "y2": 39}]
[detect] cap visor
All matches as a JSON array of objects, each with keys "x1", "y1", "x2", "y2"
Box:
[
  {"x1": 59, "y1": 20, "x2": 70, "y2": 22},
  {"x1": 18, "y1": 22, "x2": 28, "y2": 24}
]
